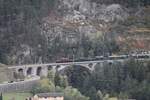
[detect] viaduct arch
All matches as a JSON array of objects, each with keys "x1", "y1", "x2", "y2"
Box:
[{"x1": 9, "y1": 60, "x2": 125, "y2": 78}]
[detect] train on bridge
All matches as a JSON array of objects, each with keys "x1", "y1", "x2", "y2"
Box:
[
  {"x1": 7, "y1": 53, "x2": 150, "y2": 84},
  {"x1": 56, "y1": 54, "x2": 150, "y2": 63}
]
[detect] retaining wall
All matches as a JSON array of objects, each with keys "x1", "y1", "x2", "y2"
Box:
[{"x1": 0, "y1": 77, "x2": 40, "y2": 93}]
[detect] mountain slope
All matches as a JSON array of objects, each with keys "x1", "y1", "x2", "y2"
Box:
[{"x1": 0, "y1": 0, "x2": 150, "y2": 64}]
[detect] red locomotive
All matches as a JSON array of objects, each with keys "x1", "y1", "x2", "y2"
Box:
[{"x1": 56, "y1": 57, "x2": 73, "y2": 63}]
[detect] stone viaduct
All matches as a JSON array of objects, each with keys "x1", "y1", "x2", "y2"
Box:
[
  {"x1": 8, "y1": 59, "x2": 125, "y2": 77},
  {"x1": 8, "y1": 53, "x2": 150, "y2": 78}
]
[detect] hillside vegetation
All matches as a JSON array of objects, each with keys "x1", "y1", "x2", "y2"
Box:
[
  {"x1": 0, "y1": 1, "x2": 150, "y2": 100},
  {"x1": 0, "y1": 0, "x2": 150, "y2": 64}
]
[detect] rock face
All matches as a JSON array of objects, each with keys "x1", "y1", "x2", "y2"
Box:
[
  {"x1": 59, "y1": 0, "x2": 128, "y2": 20},
  {"x1": 97, "y1": 4, "x2": 129, "y2": 22},
  {"x1": 41, "y1": 0, "x2": 128, "y2": 44}
]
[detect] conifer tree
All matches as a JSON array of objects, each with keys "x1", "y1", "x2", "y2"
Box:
[{"x1": 0, "y1": 93, "x2": 3, "y2": 100}]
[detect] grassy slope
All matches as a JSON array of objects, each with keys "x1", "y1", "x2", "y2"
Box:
[
  {"x1": 0, "y1": 64, "x2": 9, "y2": 83},
  {"x1": 0, "y1": 63, "x2": 15, "y2": 83},
  {"x1": 115, "y1": 6, "x2": 150, "y2": 52},
  {"x1": 3, "y1": 93, "x2": 32, "y2": 100}
]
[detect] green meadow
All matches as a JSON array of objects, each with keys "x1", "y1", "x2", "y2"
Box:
[{"x1": 3, "y1": 93, "x2": 32, "y2": 100}]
